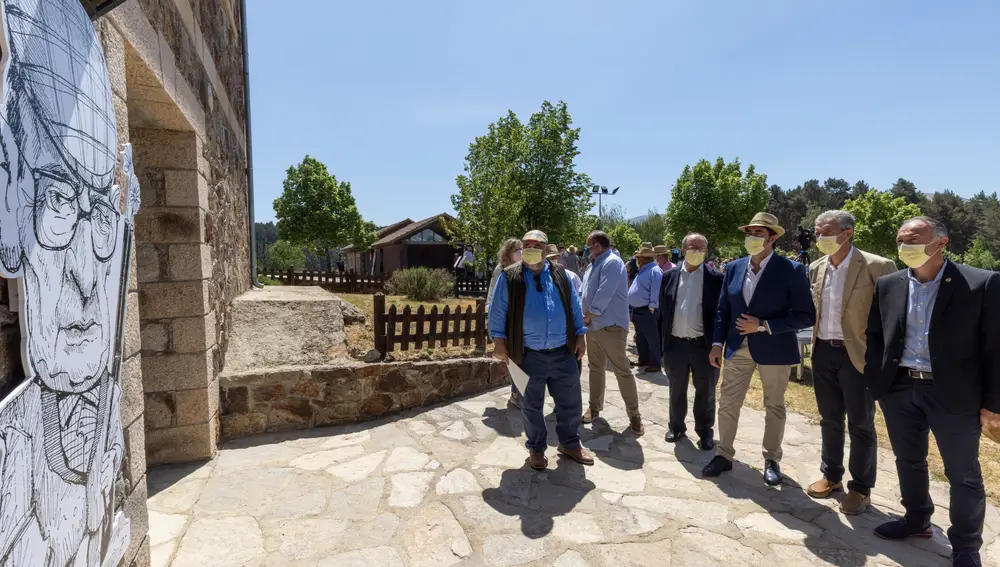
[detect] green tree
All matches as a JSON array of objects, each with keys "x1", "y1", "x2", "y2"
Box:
[
  {"x1": 665, "y1": 157, "x2": 769, "y2": 250},
  {"x1": 969, "y1": 191, "x2": 1000, "y2": 256},
  {"x1": 273, "y1": 156, "x2": 370, "y2": 270},
  {"x1": 264, "y1": 240, "x2": 306, "y2": 272},
  {"x1": 890, "y1": 178, "x2": 924, "y2": 209},
  {"x1": 607, "y1": 223, "x2": 641, "y2": 259},
  {"x1": 962, "y1": 237, "x2": 998, "y2": 270},
  {"x1": 450, "y1": 101, "x2": 592, "y2": 268},
  {"x1": 254, "y1": 221, "x2": 278, "y2": 266},
  {"x1": 632, "y1": 209, "x2": 670, "y2": 245},
  {"x1": 843, "y1": 190, "x2": 922, "y2": 259}
]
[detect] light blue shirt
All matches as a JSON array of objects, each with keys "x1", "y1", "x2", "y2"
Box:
[
  {"x1": 628, "y1": 262, "x2": 663, "y2": 309},
  {"x1": 900, "y1": 261, "x2": 947, "y2": 372},
  {"x1": 581, "y1": 250, "x2": 630, "y2": 332},
  {"x1": 488, "y1": 262, "x2": 588, "y2": 350}
]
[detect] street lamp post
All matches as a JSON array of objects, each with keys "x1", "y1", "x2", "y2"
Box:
[{"x1": 592, "y1": 185, "x2": 620, "y2": 230}]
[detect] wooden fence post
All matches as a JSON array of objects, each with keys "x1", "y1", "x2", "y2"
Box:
[
  {"x1": 286, "y1": 267, "x2": 294, "y2": 285},
  {"x1": 373, "y1": 293, "x2": 387, "y2": 357},
  {"x1": 475, "y1": 298, "x2": 486, "y2": 348}
]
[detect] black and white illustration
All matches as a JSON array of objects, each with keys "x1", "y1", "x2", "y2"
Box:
[{"x1": 0, "y1": 0, "x2": 138, "y2": 565}]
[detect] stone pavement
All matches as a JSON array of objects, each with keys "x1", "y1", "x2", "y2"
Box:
[{"x1": 147, "y1": 366, "x2": 1000, "y2": 566}]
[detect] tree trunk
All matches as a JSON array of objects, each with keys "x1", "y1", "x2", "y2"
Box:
[{"x1": 325, "y1": 247, "x2": 332, "y2": 272}]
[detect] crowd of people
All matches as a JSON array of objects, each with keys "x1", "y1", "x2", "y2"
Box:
[{"x1": 485, "y1": 211, "x2": 1000, "y2": 567}]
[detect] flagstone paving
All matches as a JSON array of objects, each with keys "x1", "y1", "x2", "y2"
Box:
[{"x1": 148, "y1": 366, "x2": 1000, "y2": 566}]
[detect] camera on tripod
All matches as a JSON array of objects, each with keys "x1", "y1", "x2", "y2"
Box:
[{"x1": 796, "y1": 225, "x2": 815, "y2": 250}]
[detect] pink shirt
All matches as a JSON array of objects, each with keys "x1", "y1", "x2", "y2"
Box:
[{"x1": 657, "y1": 260, "x2": 675, "y2": 272}]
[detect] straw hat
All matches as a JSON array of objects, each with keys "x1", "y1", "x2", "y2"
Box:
[
  {"x1": 636, "y1": 244, "x2": 657, "y2": 259},
  {"x1": 545, "y1": 244, "x2": 560, "y2": 259},
  {"x1": 522, "y1": 229, "x2": 548, "y2": 244},
  {"x1": 568, "y1": 246, "x2": 578, "y2": 254},
  {"x1": 738, "y1": 212, "x2": 785, "y2": 237},
  {"x1": 640, "y1": 242, "x2": 653, "y2": 249},
  {"x1": 652, "y1": 245, "x2": 670, "y2": 256}
]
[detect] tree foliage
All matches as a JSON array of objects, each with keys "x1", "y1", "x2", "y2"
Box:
[
  {"x1": 273, "y1": 156, "x2": 371, "y2": 270},
  {"x1": 842, "y1": 190, "x2": 923, "y2": 259},
  {"x1": 632, "y1": 209, "x2": 670, "y2": 246},
  {"x1": 924, "y1": 190, "x2": 977, "y2": 254},
  {"x1": 254, "y1": 221, "x2": 278, "y2": 266},
  {"x1": 450, "y1": 101, "x2": 592, "y2": 268},
  {"x1": 607, "y1": 223, "x2": 641, "y2": 259},
  {"x1": 264, "y1": 240, "x2": 306, "y2": 272},
  {"x1": 665, "y1": 158, "x2": 769, "y2": 249},
  {"x1": 962, "y1": 238, "x2": 998, "y2": 270}
]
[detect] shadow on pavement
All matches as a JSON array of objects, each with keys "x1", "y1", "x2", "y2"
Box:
[{"x1": 481, "y1": 456, "x2": 596, "y2": 539}]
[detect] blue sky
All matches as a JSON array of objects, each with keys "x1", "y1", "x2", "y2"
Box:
[{"x1": 247, "y1": 0, "x2": 999, "y2": 227}]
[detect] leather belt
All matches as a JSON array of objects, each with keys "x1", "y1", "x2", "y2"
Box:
[
  {"x1": 525, "y1": 346, "x2": 567, "y2": 354},
  {"x1": 671, "y1": 336, "x2": 703, "y2": 342},
  {"x1": 903, "y1": 368, "x2": 933, "y2": 380},
  {"x1": 817, "y1": 339, "x2": 845, "y2": 348}
]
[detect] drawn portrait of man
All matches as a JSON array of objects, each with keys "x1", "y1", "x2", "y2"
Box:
[{"x1": 0, "y1": 0, "x2": 138, "y2": 565}]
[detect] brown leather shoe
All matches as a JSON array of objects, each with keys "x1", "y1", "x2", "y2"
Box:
[
  {"x1": 807, "y1": 478, "x2": 843, "y2": 499},
  {"x1": 582, "y1": 409, "x2": 599, "y2": 424},
  {"x1": 526, "y1": 453, "x2": 548, "y2": 471},
  {"x1": 629, "y1": 416, "x2": 645, "y2": 436},
  {"x1": 557, "y1": 445, "x2": 595, "y2": 465},
  {"x1": 840, "y1": 490, "x2": 871, "y2": 515},
  {"x1": 508, "y1": 393, "x2": 521, "y2": 409}
]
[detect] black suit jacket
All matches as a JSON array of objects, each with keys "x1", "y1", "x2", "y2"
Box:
[
  {"x1": 864, "y1": 261, "x2": 1000, "y2": 414},
  {"x1": 658, "y1": 264, "x2": 725, "y2": 353}
]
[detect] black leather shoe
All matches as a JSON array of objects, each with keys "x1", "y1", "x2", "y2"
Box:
[
  {"x1": 763, "y1": 460, "x2": 782, "y2": 486},
  {"x1": 873, "y1": 518, "x2": 932, "y2": 541},
  {"x1": 664, "y1": 428, "x2": 687, "y2": 443},
  {"x1": 697, "y1": 437, "x2": 715, "y2": 451},
  {"x1": 701, "y1": 456, "x2": 732, "y2": 477},
  {"x1": 951, "y1": 551, "x2": 982, "y2": 567}
]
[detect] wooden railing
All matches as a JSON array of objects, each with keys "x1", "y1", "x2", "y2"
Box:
[
  {"x1": 258, "y1": 269, "x2": 387, "y2": 294},
  {"x1": 373, "y1": 293, "x2": 487, "y2": 357}
]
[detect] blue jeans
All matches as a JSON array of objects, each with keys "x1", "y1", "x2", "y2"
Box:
[{"x1": 520, "y1": 348, "x2": 583, "y2": 453}]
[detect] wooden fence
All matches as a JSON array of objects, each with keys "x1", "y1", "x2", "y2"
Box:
[
  {"x1": 258, "y1": 269, "x2": 388, "y2": 294},
  {"x1": 373, "y1": 293, "x2": 488, "y2": 356}
]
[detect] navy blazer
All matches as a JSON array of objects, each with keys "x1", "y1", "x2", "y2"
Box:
[
  {"x1": 658, "y1": 265, "x2": 724, "y2": 353},
  {"x1": 713, "y1": 254, "x2": 816, "y2": 365}
]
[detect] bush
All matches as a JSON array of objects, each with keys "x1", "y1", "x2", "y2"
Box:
[
  {"x1": 259, "y1": 276, "x2": 283, "y2": 286},
  {"x1": 264, "y1": 240, "x2": 306, "y2": 272},
  {"x1": 386, "y1": 267, "x2": 454, "y2": 301}
]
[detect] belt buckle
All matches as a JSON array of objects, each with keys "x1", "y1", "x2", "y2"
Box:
[{"x1": 907, "y1": 369, "x2": 933, "y2": 380}]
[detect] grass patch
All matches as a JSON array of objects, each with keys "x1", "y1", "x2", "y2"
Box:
[
  {"x1": 337, "y1": 293, "x2": 491, "y2": 361},
  {"x1": 730, "y1": 360, "x2": 1000, "y2": 506}
]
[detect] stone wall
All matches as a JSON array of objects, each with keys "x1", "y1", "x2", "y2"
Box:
[{"x1": 220, "y1": 359, "x2": 507, "y2": 440}]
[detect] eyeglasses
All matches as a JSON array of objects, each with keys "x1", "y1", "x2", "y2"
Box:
[
  {"x1": 532, "y1": 273, "x2": 543, "y2": 293},
  {"x1": 33, "y1": 169, "x2": 120, "y2": 261}
]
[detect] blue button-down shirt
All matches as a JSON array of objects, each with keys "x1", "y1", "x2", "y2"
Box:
[
  {"x1": 628, "y1": 262, "x2": 663, "y2": 309},
  {"x1": 901, "y1": 260, "x2": 947, "y2": 372},
  {"x1": 488, "y1": 262, "x2": 588, "y2": 350},
  {"x1": 580, "y1": 250, "x2": 631, "y2": 332}
]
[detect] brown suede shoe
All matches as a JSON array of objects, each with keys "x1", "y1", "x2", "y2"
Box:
[
  {"x1": 526, "y1": 453, "x2": 548, "y2": 471},
  {"x1": 582, "y1": 409, "x2": 599, "y2": 424},
  {"x1": 557, "y1": 445, "x2": 595, "y2": 465},
  {"x1": 840, "y1": 490, "x2": 871, "y2": 515},
  {"x1": 807, "y1": 478, "x2": 844, "y2": 499},
  {"x1": 630, "y1": 416, "x2": 645, "y2": 436}
]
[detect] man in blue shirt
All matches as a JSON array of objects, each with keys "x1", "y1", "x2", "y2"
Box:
[
  {"x1": 865, "y1": 216, "x2": 1000, "y2": 567},
  {"x1": 490, "y1": 230, "x2": 593, "y2": 470},
  {"x1": 581, "y1": 231, "x2": 644, "y2": 435},
  {"x1": 628, "y1": 244, "x2": 663, "y2": 372}
]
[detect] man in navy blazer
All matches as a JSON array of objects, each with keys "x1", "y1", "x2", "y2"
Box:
[
  {"x1": 703, "y1": 213, "x2": 816, "y2": 486},
  {"x1": 658, "y1": 233, "x2": 725, "y2": 450}
]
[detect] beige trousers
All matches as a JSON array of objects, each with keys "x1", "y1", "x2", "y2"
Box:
[
  {"x1": 717, "y1": 344, "x2": 791, "y2": 462},
  {"x1": 586, "y1": 326, "x2": 640, "y2": 417}
]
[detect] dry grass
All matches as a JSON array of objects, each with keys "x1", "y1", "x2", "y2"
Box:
[
  {"x1": 338, "y1": 293, "x2": 490, "y2": 361},
  {"x1": 730, "y1": 360, "x2": 1000, "y2": 506}
]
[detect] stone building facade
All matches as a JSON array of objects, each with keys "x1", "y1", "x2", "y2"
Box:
[{"x1": 0, "y1": 0, "x2": 253, "y2": 565}]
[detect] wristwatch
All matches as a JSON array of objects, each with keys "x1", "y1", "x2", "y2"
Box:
[{"x1": 757, "y1": 324, "x2": 766, "y2": 333}]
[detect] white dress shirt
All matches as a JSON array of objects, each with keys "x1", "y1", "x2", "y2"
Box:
[
  {"x1": 742, "y1": 251, "x2": 774, "y2": 305},
  {"x1": 671, "y1": 263, "x2": 704, "y2": 338},
  {"x1": 818, "y1": 246, "x2": 854, "y2": 341}
]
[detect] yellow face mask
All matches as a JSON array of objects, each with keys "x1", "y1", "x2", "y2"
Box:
[
  {"x1": 744, "y1": 236, "x2": 766, "y2": 256},
  {"x1": 684, "y1": 250, "x2": 705, "y2": 266},
  {"x1": 816, "y1": 235, "x2": 844, "y2": 256},
  {"x1": 898, "y1": 241, "x2": 937, "y2": 269},
  {"x1": 521, "y1": 248, "x2": 543, "y2": 266}
]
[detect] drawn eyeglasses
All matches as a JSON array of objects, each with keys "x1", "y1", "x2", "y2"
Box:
[{"x1": 33, "y1": 170, "x2": 119, "y2": 262}]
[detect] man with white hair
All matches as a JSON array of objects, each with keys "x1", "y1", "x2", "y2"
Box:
[{"x1": 806, "y1": 210, "x2": 896, "y2": 515}]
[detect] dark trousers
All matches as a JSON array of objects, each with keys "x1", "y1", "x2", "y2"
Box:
[
  {"x1": 879, "y1": 378, "x2": 985, "y2": 553},
  {"x1": 520, "y1": 349, "x2": 583, "y2": 453},
  {"x1": 664, "y1": 338, "x2": 718, "y2": 440},
  {"x1": 812, "y1": 341, "x2": 877, "y2": 494},
  {"x1": 631, "y1": 308, "x2": 661, "y2": 367}
]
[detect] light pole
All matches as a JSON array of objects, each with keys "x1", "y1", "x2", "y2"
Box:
[{"x1": 592, "y1": 185, "x2": 620, "y2": 229}]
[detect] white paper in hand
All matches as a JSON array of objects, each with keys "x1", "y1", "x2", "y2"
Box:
[{"x1": 507, "y1": 360, "x2": 530, "y2": 396}]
